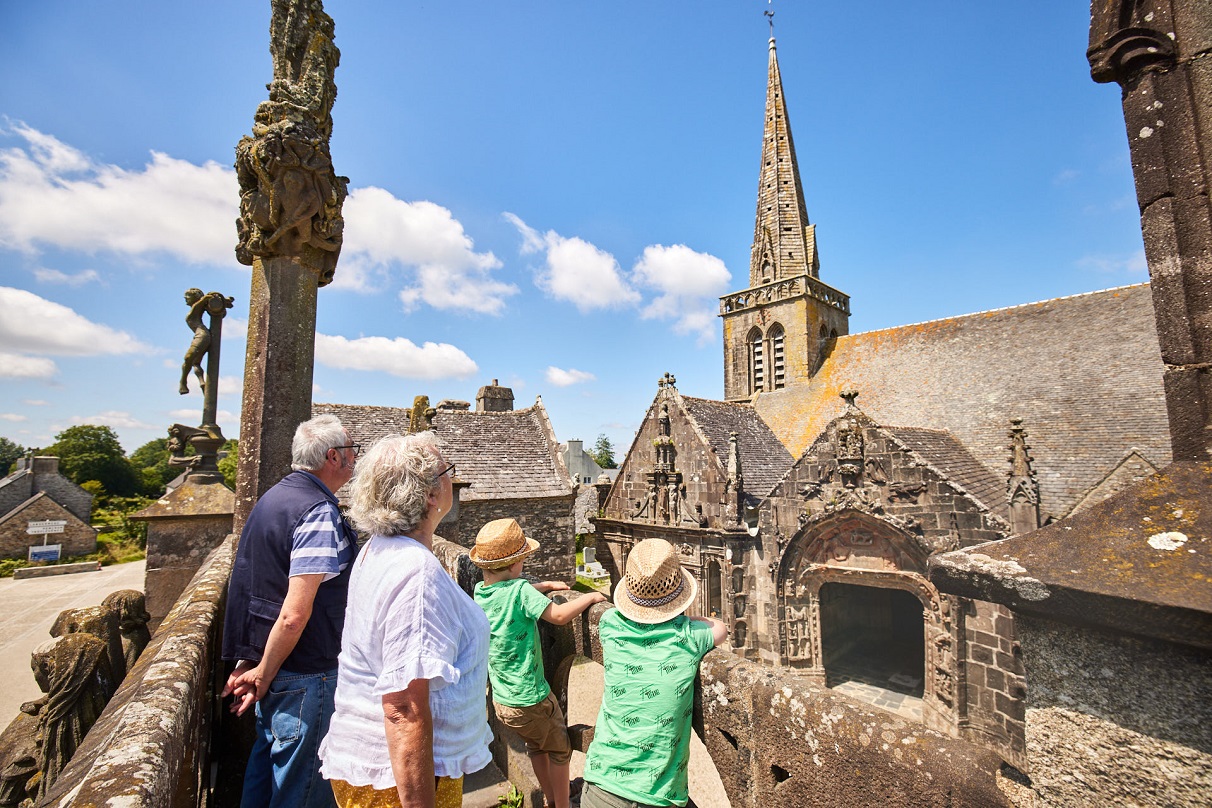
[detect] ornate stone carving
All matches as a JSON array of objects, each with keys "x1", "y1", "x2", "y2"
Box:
[
  {"x1": 235, "y1": 0, "x2": 348, "y2": 283},
  {"x1": 408, "y1": 395, "x2": 436, "y2": 434},
  {"x1": 888, "y1": 481, "x2": 926, "y2": 503},
  {"x1": 101, "y1": 590, "x2": 151, "y2": 679},
  {"x1": 1088, "y1": 1, "x2": 1177, "y2": 85}
]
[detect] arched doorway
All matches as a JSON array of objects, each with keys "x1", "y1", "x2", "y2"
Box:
[{"x1": 819, "y1": 582, "x2": 924, "y2": 698}]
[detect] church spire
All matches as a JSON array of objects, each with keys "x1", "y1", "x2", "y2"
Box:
[{"x1": 750, "y1": 34, "x2": 818, "y2": 287}]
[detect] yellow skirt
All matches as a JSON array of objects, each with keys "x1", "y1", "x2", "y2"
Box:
[{"x1": 330, "y1": 775, "x2": 464, "y2": 808}]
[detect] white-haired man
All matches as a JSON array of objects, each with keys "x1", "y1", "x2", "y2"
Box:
[{"x1": 221, "y1": 414, "x2": 359, "y2": 808}]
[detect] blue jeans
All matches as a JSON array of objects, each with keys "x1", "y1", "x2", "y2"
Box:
[{"x1": 241, "y1": 669, "x2": 338, "y2": 808}]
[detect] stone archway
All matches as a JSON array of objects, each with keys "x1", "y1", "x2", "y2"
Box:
[{"x1": 776, "y1": 510, "x2": 958, "y2": 732}]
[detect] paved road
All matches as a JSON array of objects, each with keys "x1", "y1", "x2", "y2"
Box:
[{"x1": 0, "y1": 560, "x2": 146, "y2": 722}]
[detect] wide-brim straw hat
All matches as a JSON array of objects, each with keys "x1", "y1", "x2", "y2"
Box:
[
  {"x1": 614, "y1": 538, "x2": 698, "y2": 624},
  {"x1": 469, "y1": 518, "x2": 540, "y2": 570}
]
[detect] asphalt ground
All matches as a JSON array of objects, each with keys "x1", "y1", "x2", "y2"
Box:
[{"x1": 0, "y1": 560, "x2": 146, "y2": 722}]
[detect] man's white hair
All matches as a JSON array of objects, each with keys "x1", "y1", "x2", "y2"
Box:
[
  {"x1": 348, "y1": 432, "x2": 443, "y2": 537},
  {"x1": 290, "y1": 414, "x2": 348, "y2": 472}
]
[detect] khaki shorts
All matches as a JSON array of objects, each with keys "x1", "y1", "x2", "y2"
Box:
[{"x1": 494, "y1": 692, "x2": 573, "y2": 765}]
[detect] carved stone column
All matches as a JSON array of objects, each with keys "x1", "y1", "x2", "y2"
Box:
[
  {"x1": 233, "y1": 0, "x2": 349, "y2": 532},
  {"x1": 1089, "y1": 1, "x2": 1212, "y2": 461}
]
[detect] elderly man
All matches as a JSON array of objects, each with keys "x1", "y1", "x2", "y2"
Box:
[{"x1": 221, "y1": 414, "x2": 359, "y2": 808}]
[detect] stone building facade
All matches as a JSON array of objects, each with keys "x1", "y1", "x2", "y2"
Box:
[
  {"x1": 0, "y1": 457, "x2": 97, "y2": 561},
  {"x1": 597, "y1": 28, "x2": 1171, "y2": 777},
  {"x1": 315, "y1": 387, "x2": 577, "y2": 582}
]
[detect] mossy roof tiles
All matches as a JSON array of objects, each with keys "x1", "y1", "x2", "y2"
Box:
[{"x1": 754, "y1": 284, "x2": 1169, "y2": 520}]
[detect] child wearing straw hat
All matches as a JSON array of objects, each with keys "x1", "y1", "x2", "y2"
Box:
[
  {"x1": 582, "y1": 538, "x2": 727, "y2": 808},
  {"x1": 471, "y1": 518, "x2": 607, "y2": 808}
]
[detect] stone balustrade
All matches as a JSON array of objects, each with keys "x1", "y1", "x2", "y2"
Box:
[{"x1": 719, "y1": 275, "x2": 850, "y2": 316}]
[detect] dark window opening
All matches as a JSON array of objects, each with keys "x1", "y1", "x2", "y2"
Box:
[
  {"x1": 706, "y1": 560, "x2": 723, "y2": 617},
  {"x1": 819, "y1": 582, "x2": 924, "y2": 698}
]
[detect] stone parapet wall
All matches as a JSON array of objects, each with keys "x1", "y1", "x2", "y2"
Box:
[
  {"x1": 39, "y1": 533, "x2": 236, "y2": 807},
  {"x1": 1016, "y1": 616, "x2": 1212, "y2": 807}
]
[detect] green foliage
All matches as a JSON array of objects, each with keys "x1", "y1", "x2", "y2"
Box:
[
  {"x1": 45, "y1": 425, "x2": 139, "y2": 496},
  {"x1": 218, "y1": 438, "x2": 238, "y2": 490},
  {"x1": 130, "y1": 437, "x2": 179, "y2": 495},
  {"x1": 80, "y1": 480, "x2": 105, "y2": 497},
  {"x1": 0, "y1": 436, "x2": 25, "y2": 475},
  {"x1": 496, "y1": 785, "x2": 524, "y2": 808},
  {"x1": 591, "y1": 433, "x2": 618, "y2": 469}
]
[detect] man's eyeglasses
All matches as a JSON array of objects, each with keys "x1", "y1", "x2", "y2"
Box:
[
  {"x1": 332, "y1": 444, "x2": 361, "y2": 456},
  {"x1": 437, "y1": 462, "x2": 457, "y2": 479}
]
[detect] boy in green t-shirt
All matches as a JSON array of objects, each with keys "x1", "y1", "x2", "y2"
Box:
[
  {"x1": 471, "y1": 518, "x2": 607, "y2": 808},
  {"x1": 583, "y1": 538, "x2": 727, "y2": 808}
]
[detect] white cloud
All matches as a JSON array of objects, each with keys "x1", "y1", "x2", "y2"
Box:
[
  {"x1": 0, "y1": 352, "x2": 56, "y2": 379},
  {"x1": 69, "y1": 411, "x2": 158, "y2": 430},
  {"x1": 505, "y1": 213, "x2": 640, "y2": 311},
  {"x1": 34, "y1": 268, "x2": 101, "y2": 286},
  {"x1": 22, "y1": 399, "x2": 49, "y2": 406},
  {"x1": 546, "y1": 366, "x2": 596, "y2": 387},
  {"x1": 1052, "y1": 169, "x2": 1079, "y2": 186},
  {"x1": 221, "y1": 316, "x2": 248, "y2": 341},
  {"x1": 1077, "y1": 250, "x2": 1148, "y2": 276},
  {"x1": 342, "y1": 187, "x2": 516, "y2": 314},
  {"x1": 218, "y1": 376, "x2": 243, "y2": 397},
  {"x1": 0, "y1": 413, "x2": 28, "y2": 422},
  {"x1": 314, "y1": 333, "x2": 478, "y2": 380},
  {"x1": 0, "y1": 287, "x2": 150, "y2": 356},
  {"x1": 168, "y1": 408, "x2": 237, "y2": 422},
  {"x1": 0, "y1": 123, "x2": 237, "y2": 264},
  {"x1": 631, "y1": 244, "x2": 731, "y2": 344}
]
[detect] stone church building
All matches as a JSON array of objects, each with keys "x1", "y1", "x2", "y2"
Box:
[{"x1": 594, "y1": 36, "x2": 1170, "y2": 770}]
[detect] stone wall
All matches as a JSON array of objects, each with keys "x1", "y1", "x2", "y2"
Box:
[
  {"x1": 0, "y1": 496, "x2": 96, "y2": 560},
  {"x1": 447, "y1": 495, "x2": 577, "y2": 582},
  {"x1": 1015, "y1": 616, "x2": 1212, "y2": 806},
  {"x1": 960, "y1": 600, "x2": 1026, "y2": 770},
  {"x1": 0, "y1": 460, "x2": 93, "y2": 526},
  {"x1": 39, "y1": 533, "x2": 236, "y2": 807}
]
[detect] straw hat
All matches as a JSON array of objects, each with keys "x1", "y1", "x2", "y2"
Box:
[
  {"x1": 614, "y1": 538, "x2": 698, "y2": 624},
  {"x1": 469, "y1": 518, "x2": 540, "y2": 570}
]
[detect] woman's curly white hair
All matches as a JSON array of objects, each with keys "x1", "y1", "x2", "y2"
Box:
[{"x1": 348, "y1": 432, "x2": 444, "y2": 537}]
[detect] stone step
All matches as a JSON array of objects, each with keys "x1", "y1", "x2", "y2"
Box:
[{"x1": 463, "y1": 760, "x2": 512, "y2": 808}]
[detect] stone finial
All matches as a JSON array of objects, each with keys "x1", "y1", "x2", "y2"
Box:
[
  {"x1": 839, "y1": 385, "x2": 859, "y2": 410},
  {"x1": 235, "y1": 0, "x2": 348, "y2": 283},
  {"x1": 1006, "y1": 417, "x2": 1041, "y2": 535},
  {"x1": 660, "y1": 371, "x2": 677, "y2": 389},
  {"x1": 408, "y1": 396, "x2": 436, "y2": 433}
]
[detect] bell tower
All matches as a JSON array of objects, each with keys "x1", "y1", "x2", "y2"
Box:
[{"x1": 720, "y1": 31, "x2": 849, "y2": 401}]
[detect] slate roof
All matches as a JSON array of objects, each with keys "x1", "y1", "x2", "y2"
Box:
[
  {"x1": 313, "y1": 401, "x2": 571, "y2": 502},
  {"x1": 754, "y1": 284, "x2": 1170, "y2": 520},
  {"x1": 885, "y1": 427, "x2": 1009, "y2": 520},
  {"x1": 680, "y1": 394, "x2": 795, "y2": 502}
]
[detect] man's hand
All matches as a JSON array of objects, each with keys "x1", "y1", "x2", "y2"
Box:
[
  {"x1": 533, "y1": 580, "x2": 572, "y2": 594},
  {"x1": 221, "y1": 659, "x2": 269, "y2": 716}
]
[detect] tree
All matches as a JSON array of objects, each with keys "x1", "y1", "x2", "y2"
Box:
[
  {"x1": 130, "y1": 437, "x2": 178, "y2": 495},
  {"x1": 0, "y1": 436, "x2": 25, "y2": 475},
  {"x1": 218, "y1": 438, "x2": 238, "y2": 490},
  {"x1": 591, "y1": 433, "x2": 618, "y2": 469},
  {"x1": 45, "y1": 425, "x2": 139, "y2": 496}
]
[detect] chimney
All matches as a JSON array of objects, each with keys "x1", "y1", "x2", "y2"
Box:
[
  {"x1": 31, "y1": 456, "x2": 60, "y2": 475},
  {"x1": 476, "y1": 379, "x2": 514, "y2": 413}
]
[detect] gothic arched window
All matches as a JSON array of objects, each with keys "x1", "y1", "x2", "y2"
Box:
[
  {"x1": 748, "y1": 327, "x2": 765, "y2": 395},
  {"x1": 769, "y1": 324, "x2": 785, "y2": 389}
]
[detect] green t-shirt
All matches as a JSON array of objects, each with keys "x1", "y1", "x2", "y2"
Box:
[
  {"x1": 584, "y1": 609, "x2": 716, "y2": 807},
  {"x1": 473, "y1": 577, "x2": 552, "y2": 708}
]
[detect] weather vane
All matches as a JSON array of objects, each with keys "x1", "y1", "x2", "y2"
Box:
[{"x1": 765, "y1": 0, "x2": 775, "y2": 37}]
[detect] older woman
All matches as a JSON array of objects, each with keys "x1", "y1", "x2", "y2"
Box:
[{"x1": 319, "y1": 433, "x2": 491, "y2": 808}]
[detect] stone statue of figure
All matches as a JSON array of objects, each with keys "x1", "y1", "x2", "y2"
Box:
[
  {"x1": 24, "y1": 635, "x2": 111, "y2": 804},
  {"x1": 179, "y1": 288, "x2": 235, "y2": 396},
  {"x1": 101, "y1": 591, "x2": 151, "y2": 679},
  {"x1": 50, "y1": 607, "x2": 122, "y2": 691},
  {"x1": 0, "y1": 702, "x2": 40, "y2": 807}
]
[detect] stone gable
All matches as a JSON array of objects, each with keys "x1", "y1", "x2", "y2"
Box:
[{"x1": 0, "y1": 492, "x2": 97, "y2": 560}]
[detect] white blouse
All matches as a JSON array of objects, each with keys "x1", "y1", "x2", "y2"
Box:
[{"x1": 319, "y1": 535, "x2": 493, "y2": 786}]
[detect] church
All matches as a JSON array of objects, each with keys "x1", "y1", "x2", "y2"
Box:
[{"x1": 593, "y1": 34, "x2": 1170, "y2": 770}]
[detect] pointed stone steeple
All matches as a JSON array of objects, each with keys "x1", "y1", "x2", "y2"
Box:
[
  {"x1": 720, "y1": 30, "x2": 849, "y2": 401},
  {"x1": 750, "y1": 36, "x2": 818, "y2": 286}
]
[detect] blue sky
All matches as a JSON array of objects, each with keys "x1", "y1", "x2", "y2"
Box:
[{"x1": 0, "y1": 1, "x2": 1145, "y2": 458}]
